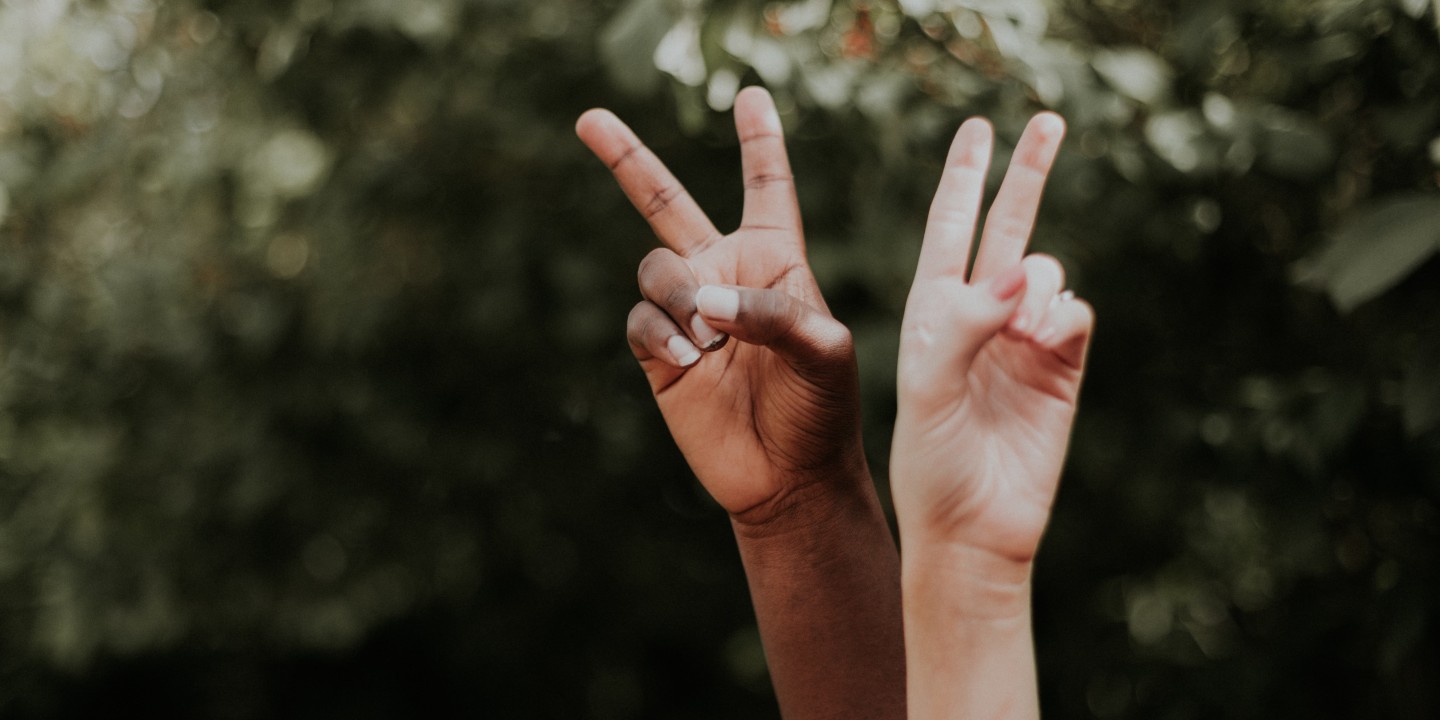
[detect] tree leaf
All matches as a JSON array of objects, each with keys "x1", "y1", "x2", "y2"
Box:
[
  {"x1": 1296, "y1": 194, "x2": 1440, "y2": 312},
  {"x1": 1092, "y1": 47, "x2": 1173, "y2": 106},
  {"x1": 598, "y1": 0, "x2": 673, "y2": 96},
  {"x1": 1258, "y1": 105, "x2": 1335, "y2": 181}
]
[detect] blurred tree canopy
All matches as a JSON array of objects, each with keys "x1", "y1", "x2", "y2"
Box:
[{"x1": 0, "y1": 0, "x2": 1438, "y2": 717}]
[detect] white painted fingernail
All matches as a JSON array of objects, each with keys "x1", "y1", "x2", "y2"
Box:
[
  {"x1": 690, "y1": 314, "x2": 724, "y2": 349},
  {"x1": 1034, "y1": 325, "x2": 1057, "y2": 344},
  {"x1": 695, "y1": 285, "x2": 740, "y2": 322},
  {"x1": 1009, "y1": 312, "x2": 1031, "y2": 333},
  {"x1": 1051, "y1": 290, "x2": 1074, "y2": 307},
  {"x1": 667, "y1": 335, "x2": 701, "y2": 367}
]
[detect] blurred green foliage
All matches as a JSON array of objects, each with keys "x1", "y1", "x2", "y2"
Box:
[{"x1": 0, "y1": 0, "x2": 1438, "y2": 717}]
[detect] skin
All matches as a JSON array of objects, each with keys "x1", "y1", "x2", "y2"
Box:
[
  {"x1": 576, "y1": 87, "x2": 905, "y2": 720},
  {"x1": 580, "y1": 86, "x2": 1091, "y2": 718},
  {"x1": 892, "y1": 114, "x2": 1095, "y2": 720}
]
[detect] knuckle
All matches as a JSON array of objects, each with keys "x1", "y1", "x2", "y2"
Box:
[
  {"x1": 929, "y1": 205, "x2": 976, "y2": 231},
  {"x1": 642, "y1": 183, "x2": 682, "y2": 219},
  {"x1": 636, "y1": 247, "x2": 672, "y2": 281},
  {"x1": 812, "y1": 320, "x2": 855, "y2": 363},
  {"x1": 990, "y1": 214, "x2": 1032, "y2": 242},
  {"x1": 744, "y1": 173, "x2": 794, "y2": 190},
  {"x1": 661, "y1": 281, "x2": 696, "y2": 313},
  {"x1": 627, "y1": 302, "x2": 679, "y2": 350},
  {"x1": 626, "y1": 302, "x2": 656, "y2": 341},
  {"x1": 637, "y1": 249, "x2": 694, "y2": 307}
]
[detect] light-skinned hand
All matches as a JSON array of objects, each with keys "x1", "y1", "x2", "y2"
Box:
[
  {"x1": 893, "y1": 113, "x2": 1093, "y2": 720},
  {"x1": 893, "y1": 112, "x2": 1093, "y2": 569}
]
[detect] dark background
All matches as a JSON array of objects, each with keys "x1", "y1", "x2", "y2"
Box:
[{"x1": 1, "y1": 0, "x2": 1438, "y2": 717}]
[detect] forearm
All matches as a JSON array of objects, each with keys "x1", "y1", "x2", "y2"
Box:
[
  {"x1": 730, "y1": 470, "x2": 906, "y2": 720},
  {"x1": 901, "y1": 541, "x2": 1039, "y2": 720}
]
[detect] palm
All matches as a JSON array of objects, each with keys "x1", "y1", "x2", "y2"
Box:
[
  {"x1": 896, "y1": 294, "x2": 1082, "y2": 560},
  {"x1": 578, "y1": 91, "x2": 863, "y2": 519}
]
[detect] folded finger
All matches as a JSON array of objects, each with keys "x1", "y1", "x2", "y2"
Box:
[
  {"x1": 1004, "y1": 254, "x2": 1065, "y2": 339},
  {"x1": 637, "y1": 247, "x2": 727, "y2": 350},
  {"x1": 627, "y1": 300, "x2": 702, "y2": 375},
  {"x1": 1030, "y1": 294, "x2": 1094, "y2": 369},
  {"x1": 576, "y1": 109, "x2": 721, "y2": 255}
]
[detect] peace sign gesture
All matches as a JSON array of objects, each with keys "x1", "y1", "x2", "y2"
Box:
[
  {"x1": 892, "y1": 113, "x2": 1093, "y2": 563},
  {"x1": 577, "y1": 87, "x2": 865, "y2": 523},
  {"x1": 893, "y1": 114, "x2": 1094, "y2": 720},
  {"x1": 578, "y1": 87, "x2": 906, "y2": 720}
]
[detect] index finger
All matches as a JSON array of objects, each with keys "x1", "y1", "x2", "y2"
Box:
[
  {"x1": 915, "y1": 117, "x2": 993, "y2": 284},
  {"x1": 576, "y1": 109, "x2": 721, "y2": 256}
]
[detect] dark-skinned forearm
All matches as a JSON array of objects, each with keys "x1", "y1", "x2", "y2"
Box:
[{"x1": 729, "y1": 466, "x2": 906, "y2": 720}]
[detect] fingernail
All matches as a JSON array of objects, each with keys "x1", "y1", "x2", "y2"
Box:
[
  {"x1": 1009, "y1": 312, "x2": 1030, "y2": 333},
  {"x1": 1034, "y1": 325, "x2": 1057, "y2": 344},
  {"x1": 1034, "y1": 112, "x2": 1065, "y2": 140},
  {"x1": 690, "y1": 314, "x2": 724, "y2": 349},
  {"x1": 989, "y1": 266, "x2": 1027, "y2": 302},
  {"x1": 695, "y1": 285, "x2": 740, "y2": 322},
  {"x1": 667, "y1": 335, "x2": 701, "y2": 367},
  {"x1": 745, "y1": 87, "x2": 782, "y2": 133}
]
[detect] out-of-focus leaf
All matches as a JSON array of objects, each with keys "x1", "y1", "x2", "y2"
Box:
[
  {"x1": 1295, "y1": 194, "x2": 1440, "y2": 311},
  {"x1": 898, "y1": 0, "x2": 936, "y2": 17},
  {"x1": 723, "y1": 28, "x2": 792, "y2": 85},
  {"x1": 245, "y1": 128, "x2": 331, "y2": 199},
  {"x1": 598, "y1": 0, "x2": 672, "y2": 96},
  {"x1": 1092, "y1": 47, "x2": 1173, "y2": 106},
  {"x1": 1145, "y1": 110, "x2": 1211, "y2": 174},
  {"x1": 771, "y1": 0, "x2": 832, "y2": 35},
  {"x1": 799, "y1": 61, "x2": 856, "y2": 110},
  {"x1": 1258, "y1": 106, "x2": 1335, "y2": 180},
  {"x1": 706, "y1": 67, "x2": 741, "y2": 111},
  {"x1": 654, "y1": 13, "x2": 706, "y2": 86},
  {"x1": 1397, "y1": 0, "x2": 1430, "y2": 19},
  {"x1": 964, "y1": 0, "x2": 1050, "y2": 58}
]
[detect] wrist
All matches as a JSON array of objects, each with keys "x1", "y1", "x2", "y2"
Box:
[
  {"x1": 901, "y1": 540, "x2": 1034, "y2": 622},
  {"x1": 726, "y1": 447, "x2": 876, "y2": 539}
]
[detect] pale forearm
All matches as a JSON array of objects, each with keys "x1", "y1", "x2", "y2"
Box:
[
  {"x1": 731, "y1": 473, "x2": 906, "y2": 720},
  {"x1": 901, "y1": 542, "x2": 1040, "y2": 720}
]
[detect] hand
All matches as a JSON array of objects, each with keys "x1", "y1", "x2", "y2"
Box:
[
  {"x1": 891, "y1": 113, "x2": 1094, "y2": 569},
  {"x1": 576, "y1": 87, "x2": 865, "y2": 526}
]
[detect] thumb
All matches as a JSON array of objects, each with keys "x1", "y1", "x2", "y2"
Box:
[{"x1": 694, "y1": 285, "x2": 853, "y2": 371}]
